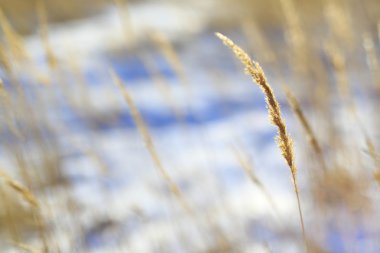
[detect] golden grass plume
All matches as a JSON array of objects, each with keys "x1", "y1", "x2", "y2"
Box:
[
  {"x1": 216, "y1": 32, "x2": 307, "y2": 251},
  {"x1": 215, "y1": 33, "x2": 296, "y2": 178}
]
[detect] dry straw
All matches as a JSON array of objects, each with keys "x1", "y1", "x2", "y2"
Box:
[
  {"x1": 150, "y1": 31, "x2": 188, "y2": 87},
  {"x1": 11, "y1": 242, "x2": 42, "y2": 253},
  {"x1": 0, "y1": 8, "x2": 27, "y2": 60},
  {"x1": 283, "y1": 86, "x2": 327, "y2": 171},
  {"x1": 215, "y1": 32, "x2": 308, "y2": 251},
  {"x1": 0, "y1": 170, "x2": 39, "y2": 208},
  {"x1": 279, "y1": 0, "x2": 307, "y2": 74},
  {"x1": 324, "y1": 1, "x2": 353, "y2": 47},
  {"x1": 139, "y1": 53, "x2": 183, "y2": 123},
  {"x1": 363, "y1": 32, "x2": 380, "y2": 93},
  {"x1": 0, "y1": 79, "x2": 22, "y2": 138},
  {"x1": 366, "y1": 140, "x2": 380, "y2": 186},
  {"x1": 110, "y1": 70, "x2": 191, "y2": 212},
  {"x1": 233, "y1": 147, "x2": 279, "y2": 217},
  {"x1": 114, "y1": 0, "x2": 134, "y2": 48},
  {"x1": 0, "y1": 169, "x2": 48, "y2": 253},
  {"x1": 36, "y1": 0, "x2": 57, "y2": 70},
  {"x1": 0, "y1": 43, "x2": 11, "y2": 72}
]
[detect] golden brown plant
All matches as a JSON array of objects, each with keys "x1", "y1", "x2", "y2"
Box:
[
  {"x1": 110, "y1": 70, "x2": 191, "y2": 212},
  {"x1": 0, "y1": 79, "x2": 22, "y2": 138},
  {"x1": 114, "y1": 0, "x2": 134, "y2": 48},
  {"x1": 366, "y1": 140, "x2": 380, "y2": 186},
  {"x1": 374, "y1": 171, "x2": 380, "y2": 186},
  {"x1": 324, "y1": 1, "x2": 353, "y2": 46},
  {"x1": 324, "y1": 41, "x2": 351, "y2": 102},
  {"x1": 12, "y1": 242, "x2": 42, "y2": 253},
  {"x1": 0, "y1": 184, "x2": 23, "y2": 244},
  {"x1": 367, "y1": 140, "x2": 380, "y2": 165},
  {"x1": 0, "y1": 8, "x2": 27, "y2": 60},
  {"x1": 139, "y1": 53, "x2": 184, "y2": 123},
  {"x1": 240, "y1": 18, "x2": 276, "y2": 64},
  {"x1": 0, "y1": 169, "x2": 48, "y2": 253},
  {"x1": 0, "y1": 43, "x2": 11, "y2": 72},
  {"x1": 150, "y1": 31, "x2": 188, "y2": 87},
  {"x1": 36, "y1": 0, "x2": 57, "y2": 70},
  {"x1": 0, "y1": 170, "x2": 39, "y2": 208},
  {"x1": 279, "y1": 0, "x2": 307, "y2": 74},
  {"x1": 312, "y1": 167, "x2": 370, "y2": 212},
  {"x1": 233, "y1": 147, "x2": 279, "y2": 217},
  {"x1": 283, "y1": 86, "x2": 327, "y2": 171},
  {"x1": 215, "y1": 33, "x2": 296, "y2": 179},
  {"x1": 215, "y1": 32, "x2": 307, "y2": 251},
  {"x1": 363, "y1": 32, "x2": 380, "y2": 94},
  {"x1": 325, "y1": 39, "x2": 372, "y2": 164}
]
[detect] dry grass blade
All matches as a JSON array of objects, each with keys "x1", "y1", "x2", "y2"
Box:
[
  {"x1": 0, "y1": 170, "x2": 39, "y2": 208},
  {"x1": 216, "y1": 32, "x2": 308, "y2": 252},
  {"x1": 0, "y1": 8, "x2": 27, "y2": 60},
  {"x1": 150, "y1": 31, "x2": 188, "y2": 87},
  {"x1": 139, "y1": 54, "x2": 183, "y2": 123},
  {"x1": 0, "y1": 43, "x2": 11, "y2": 72},
  {"x1": 36, "y1": 0, "x2": 57, "y2": 69},
  {"x1": 0, "y1": 170, "x2": 48, "y2": 251},
  {"x1": 232, "y1": 147, "x2": 280, "y2": 217},
  {"x1": 114, "y1": 0, "x2": 134, "y2": 47},
  {"x1": 324, "y1": 41, "x2": 351, "y2": 102},
  {"x1": 324, "y1": 2, "x2": 352, "y2": 46},
  {"x1": 283, "y1": 85, "x2": 327, "y2": 171},
  {"x1": 11, "y1": 242, "x2": 42, "y2": 253},
  {"x1": 363, "y1": 32, "x2": 380, "y2": 94},
  {"x1": 0, "y1": 79, "x2": 23, "y2": 138},
  {"x1": 366, "y1": 140, "x2": 380, "y2": 186},
  {"x1": 367, "y1": 140, "x2": 380, "y2": 163},
  {"x1": 110, "y1": 70, "x2": 191, "y2": 212},
  {"x1": 279, "y1": 0, "x2": 307, "y2": 74},
  {"x1": 215, "y1": 33, "x2": 296, "y2": 177}
]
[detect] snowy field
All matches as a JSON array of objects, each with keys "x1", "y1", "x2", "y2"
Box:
[{"x1": 1, "y1": 1, "x2": 380, "y2": 252}]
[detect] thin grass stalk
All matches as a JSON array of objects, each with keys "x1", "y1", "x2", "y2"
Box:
[
  {"x1": 12, "y1": 242, "x2": 43, "y2": 253},
  {"x1": 114, "y1": 0, "x2": 134, "y2": 48},
  {"x1": 283, "y1": 86, "x2": 327, "y2": 171},
  {"x1": 0, "y1": 185, "x2": 21, "y2": 245},
  {"x1": 326, "y1": 40, "x2": 373, "y2": 167},
  {"x1": 0, "y1": 8, "x2": 27, "y2": 60},
  {"x1": 139, "y1": 53, "x2": 184, "y2": 123},
  {"x1": 0, "y1": 79, "x2": 22, "y2": 138},
  {"x1": 216, "y1": 32, "x2": 308, "y2": 252},
  {"x1": 279, "y1": 0, "x2": 307, "y2": 75},
  {"x1": 110, "y1": 70, "x2": 191, "y2": 212},
  {"x1": 0, "y1": 169, "x2": 48, "y2": 253},
  {"x1": 150, "y1": 31, "x2": 188, "y2": 88},
  {"x1": 0, "y1": 43, "x2": 11, "y2": 72},
  {"x1": 232, "y1": 147, "x2": 280, "y2": 217},
  {"x1": 36, "y1": 0, "x2": 57, "y2": 70}
]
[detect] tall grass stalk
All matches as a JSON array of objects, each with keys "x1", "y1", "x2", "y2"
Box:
[
  {"x1": 215, "y1": 32, "x2": 308, "y2": 252},
  {"x1": 233, "y1": 147, "x2": 280, "y2": 218},
  {"x1": 36, "y1": 0, "x2": 57, "y2": 70},
  {"x1": 0, "y1": 169, "x2": 48, "y2": 253},
  {"x1": 283, "y1": 86, "x2": 327, "y2": 171},
  {"x1": 110, "y1": 70, "x2": 192, "y2": 213}
]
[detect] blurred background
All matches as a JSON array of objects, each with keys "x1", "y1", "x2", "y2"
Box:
[{"x1": 1, "y1": 0, "x2": 380, "y2": 252}]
